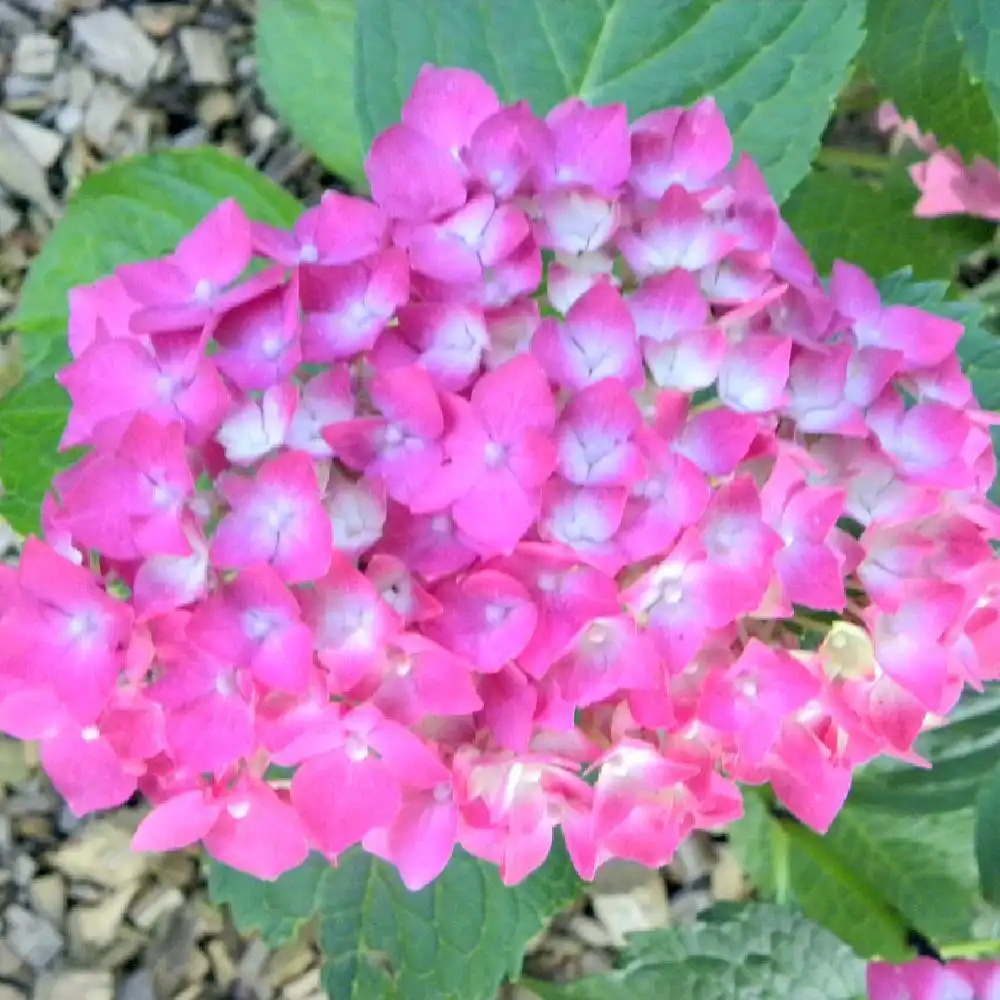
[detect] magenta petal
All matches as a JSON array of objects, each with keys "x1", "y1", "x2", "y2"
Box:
[
  {"x1": 366, "y1": 124, "x2": 467, "y2": 222},
  {"x1": 174, "y1": 198, "x2": 252, "y2": 287},
  {"x1": 292, "y1": 752, "x2": 402, "y2": 857},
  {"x1": 251, "y1": 623, "x2": 314, "y2": 693},
  {"x1": 777, "y1": 543, "x2": 846, "y2": 611},
  {"x1": 42, "y1": 728, "x2": 137, "y2": 815},
  {"x1": 204, "y1": 784, "x2": 310, "y2": 880},
  {"x1": 376, "y1": 794, "x2": 458, "y2": 891},
  {"x1": 132, "y1": 790, "x2": 222, "y2": 853},
  {"x1": 403, "y1": 65, "x2": 500, "y2": 152},
  {"x1": 165, "y1": 692, "x2": 255, "y2": 774}
]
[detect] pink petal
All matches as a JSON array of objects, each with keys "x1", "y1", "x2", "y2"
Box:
[
  {"x1": 174, "y1": 198, "x2": 252, "y2": 287},
  {"x1": 133, "y1": 790, "x2": 222, "y2": 852},
  {"x1": 466, "y1": 102, "x2": 552, "y2": 199},
  {"x1": 471, "y1": 352, "x2": 556, "y2": 443},
  {"x1": 292, "y1": 752, "x2": 401, "y2": 857},
  {"x1": 544, "y1": 98, "x2": 630, "y2": 194},
  {"x1": 366, "y1": 124, "x2": 468, "y2": 222},
  {"x1": 402, "y1": 65, "x2": 500, "y2": 153},
  {"x1": 365, "y1": 792, "x2": 457, "y2": 891},
  {"x1": 204, "y1": 784, "x2": 310, "y2": 880},
  {"x1": 42, "y1": 727, "x2": 137, "y2": 815}
]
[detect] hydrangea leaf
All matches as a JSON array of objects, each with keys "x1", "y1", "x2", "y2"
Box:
[
  {"x1": 317, "y1": 844, "x2": 582, "y2": 1000},
  {"x1": 354, "y1": 0, "x2": 866, "y2": 203},
  {"x1": 209, "y1": 844, "x2": 583, "y2": 1000},
  {"x1": 950, "y1": 0, "x2": 1000, "y2": 127},
  {"x1": 0, "y1": 372, "x2": 79, "y2": 535},
  {"x1": 1, "y1": 148, "x2": 300, "y2": 534},
  {"x1": 256, "y1": 0, "x2": 366, "y2": 189},
  {"x1": 864, "y1": 0, "x2": 998, "y2": 159},
  {"x1": 206, "y1": 853, "x2": 331, "y2": 947},
  {"x1": 852, "y1": 684, "x2": 1000, "y2": 814},
  {"x1": 524, "y1": 903, "x2": 867, "y2": 1000},
  {"x1": 728, "y1": 792, "x2": 982, "y2": 962},
  {"x1": 782, "y1": 164, "x2": 992, "y2": 280},
  {"x1": 975, "y1": 761, "x2": 1000, "y2": 906}
]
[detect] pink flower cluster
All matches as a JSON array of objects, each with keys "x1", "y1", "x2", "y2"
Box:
[
  {"x1": 2, "y1": 67, "x2": 998, "y2": 890},
  {"x1": 869, "y1": 959, "x2": 1000, "y2": 999},
  {"x1": 878, "y1": 102, "x2": 1000, "y2": 222}
]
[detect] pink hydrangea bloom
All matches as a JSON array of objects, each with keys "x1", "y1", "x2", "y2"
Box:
[
  {"x1": 868, "y1": 958, "x2": 1000, "y2": 1000},
  {"x1": 4, "y1": 66, "x2": 999, "y2": 890},
  {"x1": 877, "y1": 100, "x2": 1000, "y2": 222}
]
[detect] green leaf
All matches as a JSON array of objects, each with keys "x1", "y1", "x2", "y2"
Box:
[
  {"x1": 206, "y1": 853, "x2": 330, "y2": 947},
  {"x1": 863, "y1": 0, "x2": 998, "y2": 159},
  {"x1": 355, "y1": 0, "x2": 866, "y2": 202},
  {"x1": 0, "y1": 373, "x2": 79, "y2": 534},
  {"x1": 728, "y1": 791, "x2": 981, "y2": 961},
  {"x1": 782, "y1": 164, "x2": 992, "y2": 279},
  {"x1": 950, "y1": 0, "x2": 1000, "y2": 126},
  {"x1": 524, "y1": 903, "x2": 867, "y2": 1000},
  {"x1": 256, "y1": 0, "x2": 366, "y2": 189},
  {"x1": 1, "y1": 149, "x2": 300, "y2": 533},
  {"x1": 209, "y1": 845, "x2": 583, "y2": 1000},
  {"x1": 851, "y1": 685, "x2": 1000, "y2": 814},
  {"x1": 976, "y1": 761, "x2": 1000, "y2": 905}
]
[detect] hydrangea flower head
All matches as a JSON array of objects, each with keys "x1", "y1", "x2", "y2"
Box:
[{"x1": 2, "y1": 66, "x2": 998, "y2": 889}]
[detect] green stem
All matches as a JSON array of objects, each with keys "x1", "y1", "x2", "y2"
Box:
[
  {"x1": 940, "y1": 939, "x2": 1000, "y2": 959},
  {"x1": 815, "y1": 147, "x2": 893, "y2": 175}
]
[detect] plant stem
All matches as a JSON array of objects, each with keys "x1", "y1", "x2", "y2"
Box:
[
  {"x1": 815, "y1": 147, "x2": 893, "y2": 175},
  {"x1": 940, "y1": 939, "x2": 1000, "y2": 959}
]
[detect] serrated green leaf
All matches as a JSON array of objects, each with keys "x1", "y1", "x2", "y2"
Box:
[
  {"x1": 783, "y1": 164, "x2": 992, "y2": 279},
  {"x1": 209, "y1": 844, "x2": 583, "y2": 1000},
  {"x1": 976, "y1": 761, "x2": 1000, "y2": 905},
  {"x1": 318, "y1": 844, "x2": 581, "y2": 1000},
  {"x1": 256, "y1": 0, "x2": 366, "y2": 189},
  {"x1": 864, "y1": 0, "x2": 998, "y2": 159},
  {"x1": 729, "y1": 792, "x2": 981, "y2": 961},
  {"x1": 1, "y1": 149, "x2": 300, "y2": 534},
  {"x1": 950, "y1": 0, "x2": 1000, "y2": 126},
  {"x1": 355, "y1": 0, "x2": 865, "y2": 203},
  {"x1": 0, "y1": 374, "x2": 79, "y2": 534},
  {"x1": 525, "y1": 903, "x2": 867, "y2": 1000},
  {"x1": 851, "y1": 685, "x2": 1000, "y2": 814},
  {"x1": 206, "y1": 853, "x2": 330, "y2": 947}
]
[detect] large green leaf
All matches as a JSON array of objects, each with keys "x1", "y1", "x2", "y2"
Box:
[
  {"x1": 976, "y1": 761, "x2": 1000, "y2": 905},
  {"x1": 525, "y1": 903, "x2": 867, "y2": 1000},
  {"x1": 256, "y1": 0, "x2": 366, "y2": 189},
  {"x1": 1, "y1": 149, "x2": 300, "y2": 534},
  {"x1": 728, "y1": 791, "x2": 982, "y2": 962},
  {"x1": 851, "y1": 685, "x2": 1000, "y2": 814},
  {"x1": 783, "y1": 163, "x2": 992, "y2": 280},
  {"x1": 950, "y1": 0, "x2": 1000, "y2": 126},
  {"x1": 354, "y1": 0, "x2": 866, "y2": 203},
  {"x1": 208, "y1": 845, "x2": 583, "y2": 1000},
  {"x1": 207, "y1": 853, "x2": 330, "y2": 947},
  {"x1": 864, "y1": 0, "x2": 998, "y2": 159},
  {"x1": 0, "y1": 375, "x2": 78, "y2": 534}
]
